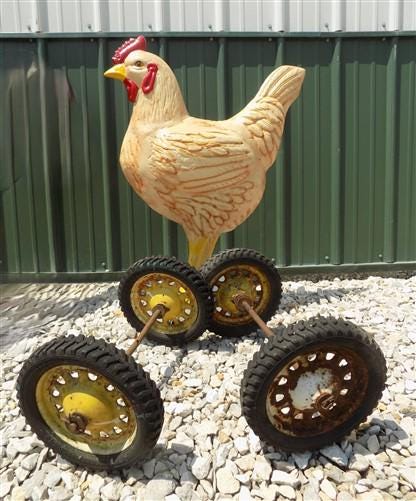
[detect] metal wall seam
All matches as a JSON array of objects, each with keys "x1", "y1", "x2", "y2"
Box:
[
  {"x1": 97, "y1": 38, "x2": 114, "y2": 271},
  {"x1": 217, "y1": 37, "x2": 234, "y2": 252},
  {"x1": 383, "y1": 37, "x2": 398, "y2": 263},
  {"x1": 159, "y1": 37, "x2": 177, "y2": 257},
  {"x1": 274, "y1": 37, "x2": 288, "y2": 267},
  {"x1": 38, "y1": 38, "x2": 57, "y2": 272},
  {"x1": 330, "y1": 38, "x2": 342, "y2": 265}
]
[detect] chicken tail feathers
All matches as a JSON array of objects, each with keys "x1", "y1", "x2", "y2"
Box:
[{"x1": 256, "y1": 65, "x2": 305, "y2": 111}]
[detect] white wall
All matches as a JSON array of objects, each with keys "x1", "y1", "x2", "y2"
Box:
[{"x1": 1, "y1": 0, "x2": 415, "y2": 33}]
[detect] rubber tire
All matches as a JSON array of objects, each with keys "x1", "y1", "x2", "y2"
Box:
[
  {"x1": 201, "y1": 248, "x2": 282, "y2": 337},
  {"x1": 17, "y1": 335, "x2": 164, "y2": 471},
  {"x1": 119, "y1": 256, "x2": 213, "y2": 346},
  {"x1": 241, "y1": 316, "x2": 387, "y2": 452}
]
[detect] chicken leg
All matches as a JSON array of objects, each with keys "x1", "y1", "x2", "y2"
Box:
[{"x1": 188, "y1": 235, "x2": 219, "y2": 269}]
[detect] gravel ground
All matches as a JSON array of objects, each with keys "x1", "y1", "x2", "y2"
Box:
[{"x1": 1, "y1": 275, "x2": 415, "y2": 501}]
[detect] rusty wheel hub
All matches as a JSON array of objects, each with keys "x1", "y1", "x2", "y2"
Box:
[{"x1": 266, "y1": 346, "x2": 368, "y2": 437}]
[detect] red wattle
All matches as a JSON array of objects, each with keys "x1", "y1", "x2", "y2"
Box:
[
  {"x1": 141, "y1": 64, "x2": 158, "y2": 94},
  {"x1": 123, "y1": 79, "x2": 139, "y2": 102}
]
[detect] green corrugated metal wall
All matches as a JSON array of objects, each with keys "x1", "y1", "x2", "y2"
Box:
[{"x1": 1, "y1": 34, "x2": 415, "y2": 281}]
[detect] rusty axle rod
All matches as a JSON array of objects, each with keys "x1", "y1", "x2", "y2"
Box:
[
  {"x1": 126, "y1": 305, "x2": 166, "y2": 356},
  {"x1": 233, "y1": 293, "x2": 275, "y2": 338}
]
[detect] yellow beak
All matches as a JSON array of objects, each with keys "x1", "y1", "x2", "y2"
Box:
[{"x1": 104, "y1": 63, "x2": 126, "y2": 81}]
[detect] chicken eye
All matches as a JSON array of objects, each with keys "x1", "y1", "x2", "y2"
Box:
[{"x1": 134, "y1": 61, "x2": 144, "y2": 68}]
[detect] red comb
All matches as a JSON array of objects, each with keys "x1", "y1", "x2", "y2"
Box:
[{"x1": 112, "y1": 35, "x2": 147, "y2": 64}]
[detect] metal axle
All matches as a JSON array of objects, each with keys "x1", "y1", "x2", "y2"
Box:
[
  {"x1": 126, "y1": 305, "x2": 167, "y2": 355},
  {"x1": 233, "y1": 293, "x2": 275, "y2": 338}
]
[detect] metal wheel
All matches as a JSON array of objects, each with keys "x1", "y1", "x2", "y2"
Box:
[
  {"x1": 241, "y1": 317, "x2": 387, "y2": 451},
  {"x1": 18, "y1": 335, "x2": 163, "y2": 470},
  {"x1": 201, "y1": 248, "x2": 282, "y2": 337},
  {"x1": 119, "y1": 256, "x2": 212, "y2": 346}
]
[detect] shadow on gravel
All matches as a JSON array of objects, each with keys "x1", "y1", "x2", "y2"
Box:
[
  {"x1": 279, "y1": 286, "x2": 367, "y2": 311},
  {"x1": 0, "y1": 284, "x2": 119, "y2": 348}
]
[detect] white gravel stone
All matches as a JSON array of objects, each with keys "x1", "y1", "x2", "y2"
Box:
[
  {"x1": 191, "y1": 455, "x2": 211, "y2": 480},
  {"x1": 320, "y1": 478, "x2": 337, "y2": 500},
  {"x1": 271, "y1": 470, "x2": 300, "y2": 487},
  {"x1": 320, "y1": 444, "x2": 349, "y2": 468},
  {"x1": 234, "y1": 437, "x2": 249, "y2": 455},
  {"x1": 235, "y1": 455, "x2": 255, "y2": 472},
  {"x1": 45, "y1": 467, "x2": 62, "y2": 488},
  {"x1": 144, "y1": 477, "x2": 176, "y2": 500},
  {"x1": 216, "y1": 467, "x2": 240, "y2": 494},
  {"x1": 292, "y1": 451, "x2": 312, "y2": 470},
  {"x1": 0, "y1": 482, "x2": 12, "y2": 498},
  {"x1": 21, "y1": 452, "x2": 39, "y2": 471},
  {"x1": 277, "y1": 485, "x2": 296, "y2": 499},
  {"x1": 349, "y1": 454, "x2": 370, "y2": 472},
  {"x1": 252, "y1": 456, "x2": 272, "y2": 481},
  {"x1": 239, "y1": 485, "x2": 253, "y2": 501},
  {"x1": 399, "y1": 467, "x2": 416, "y2": 488},
  {"x1": 367, "y1": 435, "x2": 381, "y2": 453}
]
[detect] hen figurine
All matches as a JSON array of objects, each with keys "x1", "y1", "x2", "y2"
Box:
[{"x1": 105, "y1": 36, "x2": 305, "y2": 269}]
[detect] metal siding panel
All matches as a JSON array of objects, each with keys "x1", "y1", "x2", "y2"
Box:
[
  {"x1": 403, "y1": 0, "x2": 416, "y2": 31},
  {"x1": 2, "y1": 0, "x2": 416, "y2": 33},
  {"x1": 1, "y1": 35, "x2": 416, "y2": 280}
]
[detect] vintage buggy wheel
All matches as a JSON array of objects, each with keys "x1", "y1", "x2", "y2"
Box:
[
  {"x1": 119, "y1": 256, "x2": 213, "y2": 346},
  {"x1": 202, "y1": 248, "x2": 282, "y2": 338},
  {"x1": 18, "y1": 335, "x2": 163, "y2": 470},
  {"x1": 241, "y1": 317, "x2": 387, "y2": 451}
]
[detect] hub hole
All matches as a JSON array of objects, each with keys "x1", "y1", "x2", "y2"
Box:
[
  {"x1": 117, "y1": 398, "x2": 126, "y2": 407},
  {"x1": 113, "y1": 426, "x2": 122, "y2": 434},
  {"x1": 278, "y1": 377, "x2": 287, "y2": 386},
  {"x1": 218, "y1": 276, "x2": 226, "y2": 283},
  {"x1": 339, "y1": 359, "x2": 348, "y2": 367},
  {"x1": 106, "y1": 385, "x2": 114, "y2": 392},
  {"x1": 225, "y1": 311, "x2": 232, "y2": 317},
  {"x1": 340, "y1": 388, "x2": 349, "y2": 395},
  {"x1": 55, "y1": 404, "x2": 63, "y2": 412},
  {"x1": 140, "y1": 300, "x2": 147, "y2": 306},
  {"x1": 255, "y1": 285, "x2": 262, "y2": 291},
  {"x1": 289, "y1": 362, "x2": 299, "y2": 371},
  {"x1": 70, "y1": 371, "x2": 79, "y2": 379},
  {"x1": 275, "y1": 394, "x2": 285, "y2": 403},
  {"x1": 84, "y1": 430, "x2": 92, "y2": 436},
  {"x1": 312, "y1": 412, "x2": 320, "y2": 419},
  {"x1": 308, "y1": 354, "x2": 317, "y2": 362},
  {"x1": 178, "y1": 316, "x2": 185, "y2": 323},
  {"x1": 184, "y1": 308, "x2": 191, "y2": 315},
  {"x1": 88, "y1": 373, "x2": 98, "y2": 381},
  {"x1": 146, "y1": 310, "x2": 153, "y2": 316},
  {"x1": 344, "y1": 372, "x2": 352, "y2": 381},
  {"x1": 178, "y1": 287, "x2": 186, "y2": 294},
  {"x1": 212, "y1": 285, "x2": 219, "y2": 292},
  {"x1": 169, "y1": 281, "x2": 175, "y2": 286},
  {"x1": 216, "y1": 306, "x2": 223, "y2": 312},
  {"x1": 119, "y1": 414, "x2": 129, "y2": 423},
  {"x1": 294, "y1": 413, "x2": 303, "y2": 420},
  {"x1": 281, "y1": 406, "x2": 290, "y2": 415},
  {"x1": 51, "y1": 388, "x2": 60, "y2": 397},
  {"x1": 326, "y1": 352, "x2": 335, "y2": 361},
  {"x1": 100, "y1": 431, "x2": 109, "y2": 438},
  {"x1": 156, "y1": 318, "x2": 163, "y2": 323}
]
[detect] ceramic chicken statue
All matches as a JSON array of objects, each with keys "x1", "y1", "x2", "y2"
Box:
[{"x1": 105, "y1": 36, "x2": 305, "y2": 269}]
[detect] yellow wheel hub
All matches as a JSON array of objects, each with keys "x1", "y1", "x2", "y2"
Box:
[
  {"x1": 211, "y1": 264, "x2": 271, "y2": 325},
  {"x1": 130, "y1": 273, "x2": 198, "y2": 335},
  {"x1": 36, "y1": 365, "x2": 137, "y2": 455}
]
